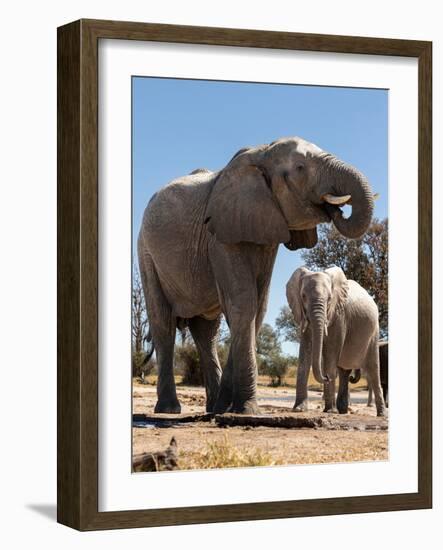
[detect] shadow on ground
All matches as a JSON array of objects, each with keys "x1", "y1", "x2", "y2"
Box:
[{"x1": 26, "y1": 504, "x2": 57, "y2": 522}]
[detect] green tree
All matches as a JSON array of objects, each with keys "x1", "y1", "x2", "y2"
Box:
[
  {"x1": 256, "y1": 323, "x2": 281, "y2": 356},
  {"x1": 301, "y1": 218, "x2": 388, "y2": 337},
  {"x1": 259, "y1": 352, "x2": 296, "y2": 387},
  {"x1": 256, "y1": 323, "x2": 293, "y2": 386},
  {"x1": 275, "y1": 305, "x2": 302, "y2": 344}
]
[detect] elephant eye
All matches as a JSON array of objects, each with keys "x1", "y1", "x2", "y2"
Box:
[{"x1": 296, "y1": 163, "x2": 305, "y2": 172}]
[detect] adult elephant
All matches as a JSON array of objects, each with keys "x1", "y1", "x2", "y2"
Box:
[
  {"x1": 286, "y1": 266, "x2": 386, "y2": 417},
  {"x1": 138, "y1": 137, "x2": 375, "y2": 414}
]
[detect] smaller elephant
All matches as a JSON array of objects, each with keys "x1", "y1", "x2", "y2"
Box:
[
  {"x1": 367, "y1": 341, "x2": 389, "y2": 407},
  {"x1": 286, "y1": 266, "x2": 386, "y2": 416}
]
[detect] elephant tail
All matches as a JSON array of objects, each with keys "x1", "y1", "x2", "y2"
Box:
[
  {"x1": 142, "y1": 330, "x2": 155, "y2": 366},
  {"x1": 349, "y1": 369, "x2": 361, "y2": 384}
]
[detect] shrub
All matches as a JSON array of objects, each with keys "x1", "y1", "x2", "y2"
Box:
[
  {"x1": 258, "y1": 352, "x2": 296, "y2": 387},
  {"x1": 132, "y1": 350, "x2": 156, "y2": 380},
  {"x1": 175, "y1": 344, "x2": 203, "y2": 386}
]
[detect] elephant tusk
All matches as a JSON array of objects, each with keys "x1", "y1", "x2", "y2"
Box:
[
  {"x1": 322, "y1": 193, "x2": 352, "y2": 206},
  {"x1": 339, "y1": 193, "x2": 378, "y2": 207}
]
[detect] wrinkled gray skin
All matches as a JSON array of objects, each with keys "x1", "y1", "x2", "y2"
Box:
[
  {"x1": 368, "y1": 341, "x2": 389, "y2": 407},
  {"x1": 287, "y1": 266, "x2": 386, "y2": 417},
  {"x1": 138, "y1": 137, "x2": 375, "y2": 414}
]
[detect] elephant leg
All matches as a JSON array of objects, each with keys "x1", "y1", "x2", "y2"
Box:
[
  {"x1": 153, "y1": 328, "x2": 179, "y2": 413},
  {"x1": 229, "y1": 311, "x2": 260, "y2": 415},
  {"x1": 379, "y1": 342, "x2": 389, "y2": 407},
  {"x1": 323, "y1": 378, "x2": 337, "y2": 413},
  {"x1": 336, "y1": 367, "x2": 350, "y2": 414},
  {"x1": 188, "y1": 315, "x2": 222, "y2": 413},
  {"x1": 365, "y1": 340, "x2": 386, "y2": 417},
  {"x1": 293, "y1": 328, "x2": 312, "y2": 411},
  {"x1": 218, "y1": 295, "x2": 259, "y2": 414},
  {"x1": 383, "y1": 385, "x2": 389, "y2": 407},
  {"x1": 211, "y1": 244, "x2": 261, "y2": 415},
  {"x1": 214, "y1": 311, "x2": 258, "y2": 414},
  {"x1": 138, "y1": 252, "x2": 180, "y2": 414},
  {"x1": 367, "y1": 386, "x2": 373, "y2": 407},
  {"x1": 214, "y1": 348, "x2": 234, "y2": 414},
  {"x1": 322, "y1": 353, "x2": 338, "y2": 413}
]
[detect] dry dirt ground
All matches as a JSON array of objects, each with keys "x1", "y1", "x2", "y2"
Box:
[{"x1": 132, "y1": 380, "x2": 388, "y2": 471}]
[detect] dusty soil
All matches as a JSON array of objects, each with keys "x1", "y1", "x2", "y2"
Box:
[{"x1": 132, "y1": 382, "x2": 388, "y2": 471}]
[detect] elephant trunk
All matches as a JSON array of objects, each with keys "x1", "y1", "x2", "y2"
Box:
[
  {"x1": 349, "y1": 369, "x2": 361, "y2": 384},
  {"x1": 310, "y1": 300, "x2": 329, "y2": 384},
  {"x1": 320, "y1": 155, "x2": 374, "y2": 239}
]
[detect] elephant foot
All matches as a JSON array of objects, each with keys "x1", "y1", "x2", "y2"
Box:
[
  {"x1": 293, "y1": 399, "x2": 309, "y2": 412},
  {"x1": 213, "y1": 398, "x2": 231, "y2": 415},
  {"x1": 230, "y1": 399, "x2": 260, "y2": 415},
  {"x1": 376, "y1": 407, "x2": 387, "y2": 418},
  {"x1": 323, "y1": 406, "x2": 338, "y2": 414},
  {"x1": 336, "y1": 399, "x2": 349, "y2": 414},
  {"x1": 213, "y1": 387, "x2": 233, "y2": 414},
  {"x1": 154, "y1": 399, "x2": 181, "y2": 414},
  {"x1": 205, "y1": 398, "x2": 218, "y2": 414},
  {"x1": 205, "y1": 384, "x2": 222, "y2": 413}
]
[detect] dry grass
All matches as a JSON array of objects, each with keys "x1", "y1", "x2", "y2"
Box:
[
  {"x1": 132, "y1": 424, "x2": 388, "y2": 472},
  {"x1": 179, "y1": 434, "x2": 283, "y2": 470}
]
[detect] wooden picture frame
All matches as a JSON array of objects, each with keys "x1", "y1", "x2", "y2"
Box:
[{"x1": 57, "y1": 19, "x2": 432, "y2": 530}]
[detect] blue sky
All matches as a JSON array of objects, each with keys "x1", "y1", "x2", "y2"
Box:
[{"x1": 132, "y1": 77, "x2": 388, "y2": 354}]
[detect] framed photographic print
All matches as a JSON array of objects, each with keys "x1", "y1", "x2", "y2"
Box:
[{"x1": 57, "y1": 19, "x2": 432, "y2": 530}]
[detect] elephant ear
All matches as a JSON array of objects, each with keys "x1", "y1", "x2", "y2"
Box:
[
  {"x1": 325, "y1": 266, "x2": 349, "y2": 323},
  {"x1": 205, "y1": 164, "x2": 290, "y2": 245},
  {"x1": 286, "y1": 267, "x2": 310, "y2": 327}
]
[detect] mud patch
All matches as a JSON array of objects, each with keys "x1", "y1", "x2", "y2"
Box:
[
  {"x1": 133, "y1": 412, "x2": 213, "y2": 428},
  {"x1": 214, "y1": 412, "x2": 388, "y2": 431}
]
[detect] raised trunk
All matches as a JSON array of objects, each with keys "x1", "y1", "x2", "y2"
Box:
[
  {"x1": 310, "y1": 302, "x2": 328, "y2": 384},
  {"x1": 320, "y1": 155, "x2": 374, "y2": 239}
]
